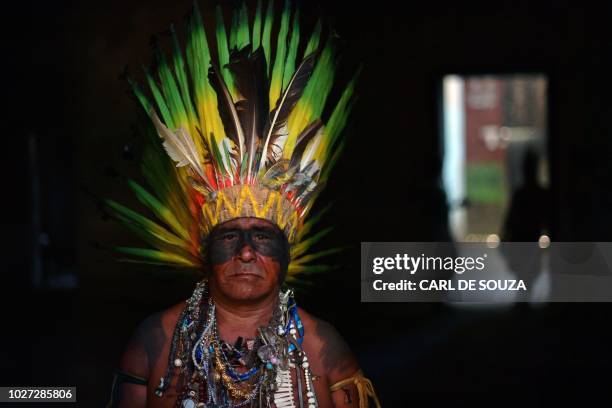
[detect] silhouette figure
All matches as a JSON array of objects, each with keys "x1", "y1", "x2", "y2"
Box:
[{"x1": 501, "y1": 149, "x2": 549, "y2": 288}]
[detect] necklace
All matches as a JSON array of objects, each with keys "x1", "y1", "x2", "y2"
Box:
[
  {"x1": 154, "y1": 281, "x2": 318, "y2": 408},
  {"x1": 217, "y1": 335, "x2": 261, "y2": 381}
]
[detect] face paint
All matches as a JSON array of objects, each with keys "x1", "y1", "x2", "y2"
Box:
[{"x1": 208, "y1": 224, "x2": 290, "y2": 272}]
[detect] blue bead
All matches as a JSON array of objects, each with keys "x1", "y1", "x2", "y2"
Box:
[{"x1": 266, "y1": 362, "x2": 273, "y2": 370}]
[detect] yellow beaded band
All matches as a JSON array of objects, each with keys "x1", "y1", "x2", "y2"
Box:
[{"x1": 201, "y1": 185, "x2": 301, "y2": 243}]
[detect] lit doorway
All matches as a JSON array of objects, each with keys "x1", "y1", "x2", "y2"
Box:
[
  {"x1": 442, "y1": 75, "x2": 549, "y2": 243},
  {"x1": 442, "y1": 74, "x2": 550, "y2": 303}
]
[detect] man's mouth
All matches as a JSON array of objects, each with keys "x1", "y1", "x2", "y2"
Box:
[
  {"x1": 230, "y1": 273, "x2": 263, "y2": 281},
  {"x1": 229, "y1": 269, "x2": 264, "y2": 278}
]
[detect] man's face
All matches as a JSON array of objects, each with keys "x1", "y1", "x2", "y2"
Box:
[{"x1": 207, "y1": 217, "x2": 289, "y2": 302}]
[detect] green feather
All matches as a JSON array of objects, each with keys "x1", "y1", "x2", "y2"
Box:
[
  {"x1": 290, "y1": 226, "x2": 332, "y2": 259},
  {"x1": 236, "y1": 2, "x2": 250, "y2": 50},
  {"x1": 300, "y1": 39, "x2": 335, "y2": 119},
  {"x1": 157, "y1": 49, "x2": 188, "y2": 127},
  {"x1": 261, "y1": 0, "x2": 274, "y2": 75},
  {"x1": 297, "y1": 202, "x2": 332, "y2": 241},
  {"x1": 229, "y1": 10, "x2": 238, "y2": 50},
  {"x1": 215, "y1": 5, "x2": 236, "y2": 97},
  {"x1": 319, "y1": 68, "x2": 360, "y2": 168},
  {"x1": 252, "y1": 0, "x2": 263, "y2": 50},
  {"x1": 127, "y1": 179, "x2": 189, "y2": 241},
  {"x1": 285, "y1": 275, "x2": 315, "y2": 284},
  {"x1": 139, "y1": 121, "x2": 192, "y2": 228},
  {"x1": 282, "y1": 9, "x2": 300, "y2": 90},
  {"x1": 105, "y1": 199, "x2": 185, "y2": 248},
  {"x1": 317, "y1": 70, "x2": 361, "y2": 184},
  {"x1": 144, "y1": 66, "x2": 174, "y2": 128},
  {"x1": 221, "y1": 139, "x2": 234, "y2": 178},
  {"x1": 128, "y1": 78, "x2": 153, "y2": 115},
  {"x1": 170, "y1": 24, "x2": 197, "y2": 125},
  {"x1": 284, "y1": 39, "x2": 335, "y2": 157},
  {"x1": 303, "y1": 19, "x2": 322, "y2": 57},
  {"x1": 269, "y1": 0, "x2": 291, "y2": 108},
  {"x1": 210, "y1": 134, "x2": 230, "y2": 178},
  {"x1": 284, "y1": 275, "x2": 315, "y2": 287},
  {"x1": 291, "y1": 246, "x2": 345, "y2": 265},
  {"x1": 288, "y1": 264, "x2": 336, "y2": 275},
  {"x1": 229, "y1": 2, "x2": 250, "y2": 51},
  {"x1": 186, "y1": 1, "x2": 219, "y2": 146},
  {"x1": 114, "y1": 247, "x2": 196, "y2": 267},
  {"x1": 240, "y1": 151, "x2": 249, "y2": 181},
  {"x1": 115, "y1": 214, "x2": 194, "y2": 258},
  {"x1": 319, "y1": 137, "x2": 346, "y2": 185}
]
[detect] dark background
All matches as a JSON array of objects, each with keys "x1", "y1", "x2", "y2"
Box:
[{"x1": 6, "y1": 0, "x2": 612, "y2": 406}]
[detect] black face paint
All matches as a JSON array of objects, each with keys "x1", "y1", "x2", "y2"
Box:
[{"x1": 207, "y1": 224, "x2": 290, "y2": 273}]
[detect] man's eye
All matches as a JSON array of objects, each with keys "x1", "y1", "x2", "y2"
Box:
[
  {"x1": 222, "y1": 233, "x2": 237, "y2": 241},
  {"x1": 254, "y1": 233, "x2": 270, "y2": 241}
]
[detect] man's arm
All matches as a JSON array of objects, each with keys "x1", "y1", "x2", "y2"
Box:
[
  {"x1": 312, "y1": 319, "x2": 361, "y2": 408},
  {"x1": 109, "y1": 312, "x2": 167, "y2": 408}
]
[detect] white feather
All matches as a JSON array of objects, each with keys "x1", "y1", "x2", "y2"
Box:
[
  {"x1": 269, "y1": 130, "x2": 288, "y2": 163},
  {"x1": 299, "y1": 127, "x2": 323, "y2": 171},
  {"x1": 151, "y1": 111, "x2": 205, "y2": 178}
]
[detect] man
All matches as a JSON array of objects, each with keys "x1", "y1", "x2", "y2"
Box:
[
  {"x1": 105, "y1": 1, "x2": 380, "y2": 406},
  {"x1": 111, "y1": 217, "x2": 378, "y2": 407}
]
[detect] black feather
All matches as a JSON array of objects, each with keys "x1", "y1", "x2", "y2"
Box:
[
  {"x1": 289, "y1": 119, "x2": 323, "y2": 170},
  {"x1": 208, "y1": 63, "x2": 244, "y2": 160},
  {"x1": 259, "y1": 53, "x2": 317, "y2": 172},
  {"x1": 226, "y1": 46, "x2": 269, "y2": 177}
]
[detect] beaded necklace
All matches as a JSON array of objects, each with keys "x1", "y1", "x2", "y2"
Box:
[
  {"x1": 154, "y1": 281, "x2": 318, "y2": 408},
  {"x1": 218, "y1": 336, "x2": 260, "y2": 381}
]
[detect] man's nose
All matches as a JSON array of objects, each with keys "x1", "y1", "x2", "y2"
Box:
[{"x1": 237, "y1": 242, "x2": 256, "y2": 262}]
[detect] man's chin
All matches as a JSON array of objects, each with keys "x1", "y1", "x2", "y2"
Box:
[{"x1": 220, "y1": 279, "x2": 274, "y2": 302}]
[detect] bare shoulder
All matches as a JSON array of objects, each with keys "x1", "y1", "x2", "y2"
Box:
[
  {"x1": 298, "y1": 307, "x2": 360, "y2": 385},
  {"x1": 119, "y1": 301, "x2": 186, "y2": 378}
]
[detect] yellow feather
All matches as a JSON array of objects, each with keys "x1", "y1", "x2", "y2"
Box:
[{"x1": 282, "y1": 103, "x2": 314, "y2": 159}]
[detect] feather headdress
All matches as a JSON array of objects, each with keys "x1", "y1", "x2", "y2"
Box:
[{"x1": 107, "y1": 0, "x2": 357, "y2": 284}]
